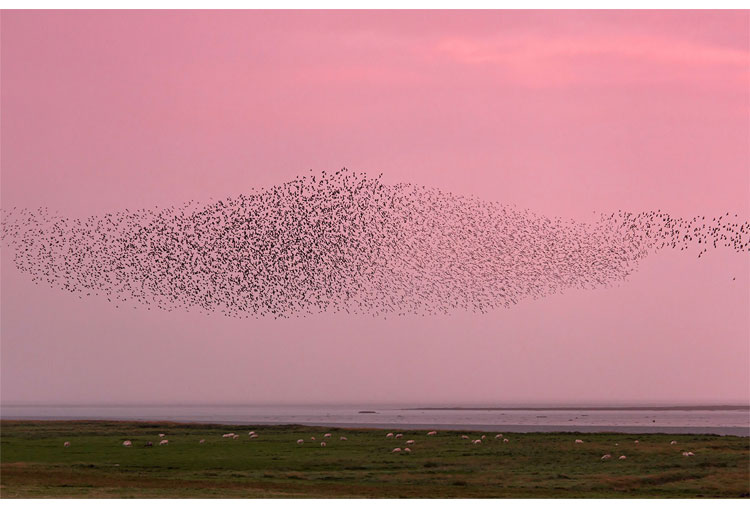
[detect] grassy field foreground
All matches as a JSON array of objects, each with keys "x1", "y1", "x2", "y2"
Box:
[{"x1": 0, "y1": 420, "x2": 748, "y2": 498}]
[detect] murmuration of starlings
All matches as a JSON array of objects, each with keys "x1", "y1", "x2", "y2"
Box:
[{"x1": 2, "y1": 168, "x2": 747, "y2": 318}]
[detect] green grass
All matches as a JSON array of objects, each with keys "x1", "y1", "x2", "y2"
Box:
[{"x1": 1, "y1": 420, "x2": 748, "y2": 498}]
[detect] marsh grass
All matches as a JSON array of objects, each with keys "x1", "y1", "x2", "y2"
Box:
[{"x1": 1, "y1": 420, "x2": 747, "y2": 498}]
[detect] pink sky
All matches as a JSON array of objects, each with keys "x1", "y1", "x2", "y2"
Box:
[{"x1": 1, "y1": 10, "x2": 748, "y2": 405}]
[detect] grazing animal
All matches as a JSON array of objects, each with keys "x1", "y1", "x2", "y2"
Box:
[
  {"x1": 340, "y1": 436, "x2": 348, "y2": 441},
  {"x1": 324, "y1": 433, "x2": 332, "y2": 438},
  {"x1": 63, "y1": 441, "x2": 71, "y2": 447},
  {"x1": 386, "y1": 433, "x2": 394, "y2": 438},
  {"x1": 222, "y1": 433, "x2": 235, "y2": 438},
  {"x1": 320, "y1": 442, "x2": 326, "y2": 447},
  {"x1": 495, "y1": 434, "x2": 503, "y2": 439},
  {"x1": 392, "y1": 447, "x2": 402, "y2": 453},
  {"x1": 123, "y1": 440, "x2": 132, "y2": 447},
  {"x1": 297, "y1": 439, "x2": 304, "y2": 445},
  {"x1": 427, "y1": 431, "x2": 437, "y2": 436},
  {"x1": 503, "y1": 438, "x2": 509, "y2": 443},
  {"x1": 395, "y1": 433, "x2": 403, "y2": 439},
  {"x1": 619, "y1": 455, "x2": 626, "y2": 460},
  {"x1": 575, "y1": 439, "x2": 584, "y2": 444},
  {"x1": 159, "y1": 439, "x2": 169, "y2": 445},
  {"x1": 404, "y1": 447, "x2": 411, "y2": 453},
  {"x1": 472, "y1": 439, "x2": 481, "y2": 444},
  {"x1": 670, "y1": 440, "x2": 677, "y2": 445},
  {"x1": 145, "y1": 441, "x2": 153, "y2": 447},
  {"x1": 683, "y1": 451, "x2": 695, "y2": 457},
  {"x1": 232, "y1": 434, "x2": 239, "y2": 439},
  {"x1": 601, "y1": 454, "x2": 611, "y2": 460},
  {"x1": 311, "y1": 436, "x2": 316, "y2": 441},
  {"x1": 248, "y1": 431, "x2": 256, "y2": 436},
  {"x1": 199, "y1": 439, "x2": 206, "y2": 444},
  {"x1": 406, "y1": 440, "x2": 415, "y2": 445},
  {"x1": 481, "y1": 435, "x2": 486, "y2": 440},
  {"x1": 461, "y1": 435, "x2": 470, "y2": 439},
  {"x1": 634, "y1": 440, "x2": 639, "y2": 444},
  {"x1": 250, "y1": 434, "x2": 258, "y2": 439},
  {"x1": 158, "y1": 433, "x2": 165, "y2": 438}
]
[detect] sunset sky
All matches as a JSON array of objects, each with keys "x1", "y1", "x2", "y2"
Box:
[{"x1": 1, "y1": 10, "x2": 748, "y2": 405}]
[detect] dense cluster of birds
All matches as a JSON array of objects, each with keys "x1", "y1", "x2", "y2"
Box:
[{"x1": 2, "y1": 169, "x2": 748, "y2": 318}]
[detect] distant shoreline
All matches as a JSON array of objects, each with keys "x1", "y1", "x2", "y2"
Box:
[
  {"x1": 2, "y1": 418, "x2": 748, "y2": 437},
  {"x1": 404, "y1": 405, "x2": 750, "y2": 412}
]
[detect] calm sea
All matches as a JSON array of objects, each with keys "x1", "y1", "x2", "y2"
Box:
[{"x1": 1, "y1": 404, "x2": 748, "y2": 436}]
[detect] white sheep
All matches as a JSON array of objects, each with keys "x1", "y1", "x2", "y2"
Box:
[
  {"x1": 324, "y1": 433, "x2": 332, "y2": 438},
  {"x1": 159, "y1": 439, "x2": 169, "y2": 445},
  {"x1": 340, "y1": 436, "x2": 348, "y2": 441},
  {"x1": 575, "y1": 439, "x2": 584, "y2": 444},
  {"x1": 503, "y1": 438, "x2": 509, "y2": 443},
  {"x1": 297, "y1": 439, "x2": 304, "y2": 445},
  {"x1": 158, "y1": 433, "x2": 165, "y2": 438},
  {"x1": 495, "y1": 434, "x2": 503, "y2": 439},
  {"x1": 427, "y1": 431, "x2": 437, "y2": 436},
  {"x1": 320, "y1": 442, "x2": 326, "y2": 447},
  {"x1": 250, "y1": 434, "x2": 258, "y2": 439},
  {"x1": 472, "y1": 439, "x2": 481, "y2": 444},
  {"x1": 481, "y1": 435, "x2": 486, "y2": 440},
  {"x1": 670, "y1": 440, "x2": 677, "y2": 445},
  {"x1": 391, "y1": 447, "x2": 401, "y2": 453},
  {"x1": 123, "y1": 440, "x2": 132, "y2": 447},
  {"x1": 395, "y1": 433, "x2": 403, "y2": 439},
  {"x1": 222, "y1": 433, "x2": 235, "y2": 438},
  {"x1": 386, "y1": 433, "x2": 394, "y2": 438},
  {"x1": 199, "y1": 439, "x2": 206, "y2": 444},
  {"x1": 618, "y1": 455, "x2": 627, "y2": 460},
  {"x1": 406, "y1": 439, "x2": 415, "y2": 445},
  {"x1": 404, "y1": 447, "x2": 411, "y2": 453},
  {"x1": 461, "y1": 435, "x2": 469, "y2": 439},
  {"x1": 601, "y1": 454, "x2": 611, "y2": 460},
  {"x1": 64, "y1": 441, "x2": 71, "y2": 447}
]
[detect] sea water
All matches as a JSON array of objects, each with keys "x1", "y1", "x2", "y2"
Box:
[{"x1": 1, "y1": 404, "x2": 748, "y2": 436}]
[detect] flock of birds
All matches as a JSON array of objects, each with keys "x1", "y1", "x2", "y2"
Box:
[
  {"x1": 2, "y1": 168, "x2": 748, "y2": 318},
  {"x1": 62, "y1": 429, "x2": 699, "y2": 461}
]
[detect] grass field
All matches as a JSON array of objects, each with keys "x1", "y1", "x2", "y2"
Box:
[{"x1": 1, "y1": 420, "x2": 748, "y2": 498}]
